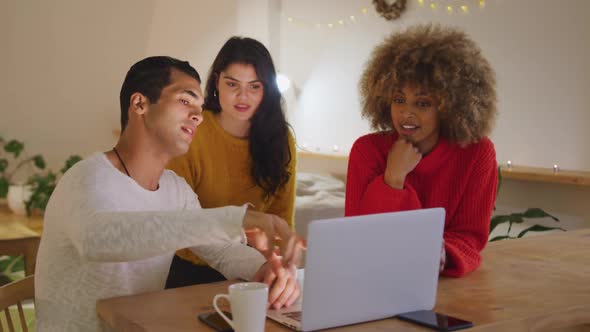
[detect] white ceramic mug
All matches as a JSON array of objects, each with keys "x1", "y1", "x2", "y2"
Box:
[{"x1": 213, "y1": 282, "x2": 268, "y2": 332}]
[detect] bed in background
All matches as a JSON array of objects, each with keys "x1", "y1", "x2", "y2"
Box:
[
  {"x1": 294, "y1": 151, "x2": 349, "y2": 239},
  {"x1": 295, "y1": 172, "x2": 345, "y2": 239}
]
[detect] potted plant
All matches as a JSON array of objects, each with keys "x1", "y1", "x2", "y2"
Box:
[
  {"x1": 25, "y1": 155, "x2": 82, "y2": 216},
  {"x1": 0, "y1": 137, "x2": 46, "y2": 214},
  {"x1": 489, "y1": 167, "x2": 565, "y2": 241},
  {"x1": 0, "y1": 136, "x2": 81, "y2": 216}
]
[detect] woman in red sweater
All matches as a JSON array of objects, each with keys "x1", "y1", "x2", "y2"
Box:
[{"x1": 346, "y1": 24, "x2": 498, "y2": 277}]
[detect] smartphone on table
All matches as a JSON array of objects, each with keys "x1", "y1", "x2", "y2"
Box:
[
  {"x1": 397, "y1": 310, "x2": 473, "y2": 331},
  {"x1": 198, "y1": 311, "x2": 234, "y2": 332}
]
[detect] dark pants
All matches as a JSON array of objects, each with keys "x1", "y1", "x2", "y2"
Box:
[{"x1": 165, "y1": 254, "x2": 227, "y2": 289}]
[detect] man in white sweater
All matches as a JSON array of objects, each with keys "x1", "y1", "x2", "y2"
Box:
[{"x1": 35, "y1": 56, "x2": 301, "y2": 331}]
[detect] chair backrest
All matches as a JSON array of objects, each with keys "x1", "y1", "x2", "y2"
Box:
[
  {"x1": 0, "y1": 275, "x2": 34, "y2": 332},
  {"x1": 0, "y1": 237, "x2": 41, "y2": 276}
]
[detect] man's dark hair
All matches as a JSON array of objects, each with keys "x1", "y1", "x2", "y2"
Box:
[{"x1": 119, "y1": 56, "x2": 201, "y2": 131}]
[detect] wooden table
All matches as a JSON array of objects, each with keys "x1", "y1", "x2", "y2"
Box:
[
  {"x1": 0, "y1": 205, "x2": 43, "y2": 240},
  {"x1": 97, "y1": 229, "x2": 590, "y2": 332}
]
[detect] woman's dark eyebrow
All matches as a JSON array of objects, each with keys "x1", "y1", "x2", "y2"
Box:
[{"x1": 222, "y1": 75, "x2": 261, "y2": 84}]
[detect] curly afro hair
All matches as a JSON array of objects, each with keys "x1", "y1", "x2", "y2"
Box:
[{"x1": 359, "y1": 24, "x2": 497, "y2": 145}]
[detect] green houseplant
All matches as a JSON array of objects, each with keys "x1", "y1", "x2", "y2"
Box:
[
  {"x1": 0, "y1": 137, "x2": 46, "y2": 199},
  {"x1": 0, "y1": 136, "x2": 81, "y2": 215},
  {"x1": 489, "y1": 167, "x2": 565, "y2": 241},
  {"x1": 25, "y1": 155, "x2": 82, "y2": 215}
]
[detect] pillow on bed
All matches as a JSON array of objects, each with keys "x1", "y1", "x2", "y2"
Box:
[
  {"x1": 296, "y1": 172, "x2": 345, "y2": 196},
  {"x1": 295, "y1": 173, "x2": 346, "y2": 240}
]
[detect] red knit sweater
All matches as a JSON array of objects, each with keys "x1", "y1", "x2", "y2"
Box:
[{"x1": 345, "y1": 132, "x2": 497, "y2": 277}]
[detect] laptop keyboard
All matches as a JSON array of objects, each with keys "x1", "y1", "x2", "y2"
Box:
[{"x1": 283, "y1": 311, "x2": 302, "y2": 322}]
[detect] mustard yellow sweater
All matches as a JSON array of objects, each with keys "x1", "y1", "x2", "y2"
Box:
[{"x1": 168, "y1": 110, "x2": 296, "y2": 265}]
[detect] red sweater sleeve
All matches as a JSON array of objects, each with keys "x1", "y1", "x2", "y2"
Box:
[
  {"x1": 345, "y1": 136, "x2": 422, "y2": 217},
  {"x1": 442, "y1": 142, "x2": 497, "y2": 277}
]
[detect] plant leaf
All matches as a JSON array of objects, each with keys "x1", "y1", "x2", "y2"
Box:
[
  {"x1": 508, "y1": 213, "x2": 525, "y2": 223},
  {"x1": 490, "y1": 215, "x2": 510, "y2": 234},
  {"x1": 517, "y1": 224, "x2": 566, "y2": 238},
  {"x1": 11, "y1": 255, "x2": 24, "y2": 272},
  {"x1": 0, "y1": 158, "x2": 7, "y2": 173},
  {"x1": 0, "y1": 256, "x2": 15, "y2": 271},
  {"x1": 522, "y1": 208, "x2": 559, "y2": 221},
  {"x1": 0, "y1": 177, "x2": 8, "y2": 198},
  {"x1": 25, "y1": 170, "x2": 58, "y2": 215},
  {"x1": 61, "y1": 155, "x2": 82, "y2": 174},
  {"x1": 2, "y1": 255, "x2": 23, "y2": 274},
  {"x1": 4, "y1": 140, "x2": 24, "y2": 158},
  {"x1": 32, "y1": 154, "x2": 46, "y2": 169},
  {"x1": 490, "y1": 235, "x2": 511, "y2": 242}
]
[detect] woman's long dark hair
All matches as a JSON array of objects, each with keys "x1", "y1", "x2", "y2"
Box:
[{"x1": 203, "y1": 36, "x2": 292, "y2": 199}]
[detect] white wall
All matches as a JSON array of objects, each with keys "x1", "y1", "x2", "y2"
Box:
[
  {"x1": 279, "y1": 0, "x2": 590, "y2": 172},
  {"x1": 1, "y1": 0, "x2": 589, "y2": 228},
  {"x1": 0, "y1": 0, "x2": 238, "y2": 179},
  {"x1": 280, "y1": 0, "x2": 590, "y2": 228}
]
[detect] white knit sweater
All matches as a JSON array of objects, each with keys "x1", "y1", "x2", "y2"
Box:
[{"x1": 35, "y1": 153, "x2": 265, "y2": 331}]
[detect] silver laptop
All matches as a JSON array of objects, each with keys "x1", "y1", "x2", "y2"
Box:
[{"x1": 267, "y1": 208, "x2": 445, "y2": 331}]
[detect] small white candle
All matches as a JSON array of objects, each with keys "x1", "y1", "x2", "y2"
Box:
[
  {"x1": 332, "y1": 145, "x2": 340, "y2": 152},
  {"x1": 507, "y1": 160, "x2": 512, "y2": 168},
  {"x1": 553, "y1": 164, "x2": 559, "y2": 173}
]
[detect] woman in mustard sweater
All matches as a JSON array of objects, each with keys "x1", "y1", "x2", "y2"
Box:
[{"x1": 165, "y1": 37, "x2": 297, "y2": 291}]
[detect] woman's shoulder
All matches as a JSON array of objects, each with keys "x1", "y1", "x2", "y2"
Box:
[
  {"x1": 287, "y1": 128, "x2": 295, "y2": 144},
  {"x1": 454, "y1": 137, "x2": 496, "y2": 168},
  {"x1": 465, "y1": 137, "x2": 496, "y2": 156},
  {"x1": 352, "y1": 131, "x2": 396, "y2": 152}
]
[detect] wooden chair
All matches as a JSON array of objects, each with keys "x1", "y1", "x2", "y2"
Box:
[
  {"x1": 0, "y1": 275, "x2": 34, "y2": 332},
  {"x1": 0, "y1": 237, "x2": 41, "y2": 276}
]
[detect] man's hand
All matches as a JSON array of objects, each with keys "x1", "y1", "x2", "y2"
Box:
[
  {"x1": 253, "y1": 254, "x2": 300, "y2": 309},
  {"x1": 384, "y1": 139, "x2": 422, "y2": 189},
  {"x1": 242, "y1": 210, "x2": 304, "y2": 267}
]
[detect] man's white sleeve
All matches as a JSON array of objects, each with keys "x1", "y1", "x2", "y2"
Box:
[{"x1": 65, "y1": 206, "x2": 247, "y2": 263}]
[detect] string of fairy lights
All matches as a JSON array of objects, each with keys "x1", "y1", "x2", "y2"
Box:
[
  {"x1": 418, "y1": 0, "x2": 487, "y2": 13},
  {"x1": 286, "y1": 0, "x2": 487, "y2": 155},
  {"x1": 283, "y1": 0, "x2": 487, "y2": 29}
]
